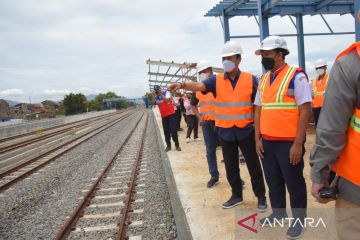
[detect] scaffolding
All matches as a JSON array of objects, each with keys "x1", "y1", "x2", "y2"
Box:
[{"x1": 146, "y1": 59, "x2": 223, "y2": 92}]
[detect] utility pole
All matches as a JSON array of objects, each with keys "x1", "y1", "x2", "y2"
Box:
[{"x1": 29, "y1": 96, "x2": 32, "y2": 119}]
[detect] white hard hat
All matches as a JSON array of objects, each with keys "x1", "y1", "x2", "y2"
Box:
[
  {"x1": 314, "y1": 59, "x2": 327, "y2": 68},
  {"x1": 255, "y1": 35, "x2": 289, "y2": 55},
  {"x1": 196, "y1": 60, "x2": 211, "y2": 73},
  {"x1": 221, "y1": 41, "x2": 243, "y2": 57}
]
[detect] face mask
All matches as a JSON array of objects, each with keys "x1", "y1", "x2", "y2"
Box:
[
  {"x1": 316, "y1": 69, "x2": 325, "y2": 76},
  {"x1": 222, "y1": 60, "x2": 235, "y2": 72},
  {"x1": 199, "y1": 73, "x2": 210, "y2": 81},
  {"x1": 261, "y1": 57, "x2": 275, "y2": 70}
]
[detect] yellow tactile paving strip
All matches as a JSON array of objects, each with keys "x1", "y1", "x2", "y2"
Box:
[{"x1": 153, "y1": 107, "x2": 334, "y2": 240}]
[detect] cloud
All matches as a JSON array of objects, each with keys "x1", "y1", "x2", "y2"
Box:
[
  {"x1": 42, "y1": 89, "x2": 71, "y2": 96},
  {"x1": 0, "y1": 0, "x2": 355, "y2": 103},
  {"x1": 0, "y1": 88, "x2": 24, "y2": 97},
  {"x1": 41, "y1": 87, "x2": 102, "y2": 99},
  {"x1": 78, "y1": 87, "x2": 102, "y2": 95}
]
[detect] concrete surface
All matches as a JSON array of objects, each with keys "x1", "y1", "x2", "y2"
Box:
[
  {"x1": 152, "y1": 111, "x2": 193, "y2": 240},
  {"x1": 153, "y1": 107, "x2": 335, "y2": 240}
]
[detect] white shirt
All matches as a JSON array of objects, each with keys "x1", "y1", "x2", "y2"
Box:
[
  {"x1": 184, "y1": 99, "x2": 195, "y2": 115},
  {"x1": 254, "y1": 72, "x2": 312, "y2": 106},
  {"x1": 172, "y1": 96, "x2": 178, "y2": 110},
  {"x1": 165, "y1": 91, "x2": 171, "y2": 98}
]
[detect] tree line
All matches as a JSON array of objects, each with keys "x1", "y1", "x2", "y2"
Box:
[{"x1": 62, "y1": 91, "x2": 136, "y2": 116}]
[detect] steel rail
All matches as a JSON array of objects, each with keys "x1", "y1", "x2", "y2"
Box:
[
  {"x1": 0, "y1": 111, "x2": 135, "y2": 193},
  {"x1": 53, "y1": 111, "x2": 146, "y2": 240}
]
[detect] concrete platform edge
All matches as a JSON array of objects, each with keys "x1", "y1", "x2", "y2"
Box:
[{"x1": 151, "y1": 110, "x2": 193, "y2": 240}]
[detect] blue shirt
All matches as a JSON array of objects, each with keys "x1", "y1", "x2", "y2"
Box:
[
  {"x1": 202, "y1": 71, "x2": 258, "y2": 142},
  {"x1": 155, "y1": 90, "x2": 170, "y2": 104}
]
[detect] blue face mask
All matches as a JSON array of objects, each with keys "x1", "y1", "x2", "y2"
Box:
[{"x1": 222, "y1": 60, "x2": 235, "y2": 72}]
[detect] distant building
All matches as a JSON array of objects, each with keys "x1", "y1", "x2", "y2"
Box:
[
  {"x1": 7, "y1": 101, "x2": 61, "y2": 119},
  {"x1": 0, "y1": 99, "x2": 11, "y2": 122},
  {"x1": 12, "y1": 103, "x2": 31, "y2": 118},
  {"x1": 0, "y1": 99, "x2": 10, "y2": 116},
  {"x1": 42, "y1": 100, "x2": 59, "y2": 111}
]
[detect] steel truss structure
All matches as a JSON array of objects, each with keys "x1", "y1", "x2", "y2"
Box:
[
  {"x1": 205, "y1": 0, "x2": 358, "y2": 70},
  {"x1": 146, "y1": 59, "x2": 223, "y2": 92}
]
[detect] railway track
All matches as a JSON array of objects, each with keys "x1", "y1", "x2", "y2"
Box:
[
  {"x1": 0, "y1": 110, "x2": 136, "y2": 193},
  {"x1": 55, "y1": 110, "x2": 149, "y2": 240},
  {"x1": 0, "y1": 112, "x2": 126, "y2": 170},
  {"x1": 0, "y1": 111, "x2": 131, "y2": 172},
  {"x1": 0, "y1": 111, "x2": 122, "y2": 154}
]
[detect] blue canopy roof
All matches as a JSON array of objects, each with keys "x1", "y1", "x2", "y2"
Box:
[{"x1": 205, "y1": 0, "x2": 355, "y2": 17}]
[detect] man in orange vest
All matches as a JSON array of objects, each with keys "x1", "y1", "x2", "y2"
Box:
[
  {"x1": 168, "y1": 42, "x2": 267, "y2": 211},
  {"x1": 310, "y1": 41, "x2": 360, "y2": 240},
  {"x1": 254, "y1": 36, "x2": 312, "y2": 239},
  {"x1": 312, "y1": 59, "x2": 330, "y2": 127},
  {"x1": 190, "y1": 60, "x2": 219, "y2": 188}
]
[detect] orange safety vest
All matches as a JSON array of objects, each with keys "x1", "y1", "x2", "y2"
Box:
[
  {"x1": 312, "y1": 73, "x2": 329, "y2": 108},
  {"x1": 196, "y1": 92, "x2": 215, "y2": 121},
  {"x1": 333, "y1": 42, "x2": 360, "y2": 186},
  {"x1": 258, "y1": 64, "x2": 302, "y2": 140},
  {"x1": 214, "y1": 72, "x2": 254, "y2": 128}
]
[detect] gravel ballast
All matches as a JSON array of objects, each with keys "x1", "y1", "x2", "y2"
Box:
[{"x1": 0, "y1": 109, "x2": 179, "y2": 240}]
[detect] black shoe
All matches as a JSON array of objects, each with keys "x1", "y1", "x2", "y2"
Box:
[
  {"x1": 257, "y1": 196, "x2": 267, "y2": 212},
  {"x1": 259, "y1": 212, "x2": 288, "y2": 227},
  {"x1": 178, "y1": 128, "x2": 183, "y2": 131},
  {"x1": 165, "y1": 146, "x2": 171, "y2": 152},
  {"x1": 222, "y1": 195, "x2": 243, "y2": 209},
  {"x1": 176, "y1": 146, "x2": 181, "y2": 151},
  {"x1": 207, "y1": 178, "x2": 219, "y2": 188},
  {"x1": 239, "y1": 158, "x2": 246, "y2": 165},
  {"x1": 286, "y1": 220, "x2": 305, "y2": 239}
]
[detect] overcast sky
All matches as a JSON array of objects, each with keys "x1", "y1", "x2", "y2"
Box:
[{"x1": 0, "y1": 0, "x2": 356, "y2": 103}]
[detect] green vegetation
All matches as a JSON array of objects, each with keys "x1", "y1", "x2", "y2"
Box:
[
  {"x1": 63, "y1": 93, "x2": 88, "y2": 115},
  {"x1": 62, "y1": 91, "x2": 136, "y2": 115},
  {"x1": 143, "y1": 92, "x2": 155, "y2": 105},
  {"x1": 88, "y1": 91, "x2": 136, "y2": 111},
  {"x1": 55, "y1": 108, "x2": 65, "y2": 116}
]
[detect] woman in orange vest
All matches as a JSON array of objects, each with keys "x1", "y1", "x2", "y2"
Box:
[
  {"x1": 312, "y1": 59, "x2": 330, "y2": 127},
  {"x1": 168, "y1": 42, "x2": 267, "y2": 211},
  {"x1": 254, "y1": 36, "x2": 312, "y2": 240},
  {"x1": 310, "y1": 41, "x2": 360, "y2": 240}
]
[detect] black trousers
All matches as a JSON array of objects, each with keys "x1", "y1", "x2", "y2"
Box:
[
  {"x1": 186, "y1": 115, "x2": 198, "y2": 139},
  {"x1": 220, "y1": 129, "x2": 266, "y2": 199},
  {"x1": 176, "y1": 109, "x2": 182, "y2": 129},
  {"x1": 261, "y1": 140, "x2": 307, "y2": 219},
  {"x1": 312, "y1": 107, "x2": 322, "y2": 127},
  {"x1": 162, "y1": 113, "x2": 179, "y2": 148},
  {"x1": 183, "y1": 113, "x2": 187, "y2": 125}
]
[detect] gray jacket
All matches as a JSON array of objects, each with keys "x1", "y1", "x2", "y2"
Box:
[{"x1": 310, "y1": 46, "x2": 360, "y2": 205}]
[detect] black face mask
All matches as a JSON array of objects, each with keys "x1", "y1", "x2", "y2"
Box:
[{"x1": 261, "y1": 57, "x2": 275, "y2": 70}]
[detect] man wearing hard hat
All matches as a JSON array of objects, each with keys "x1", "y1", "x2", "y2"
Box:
[
  {"x1": 168, "y1": 42, "x2": 267, "y2": 211},
  {"x1": 254, "y1": 36, "x2": 312, "y2": 239},
  {"x1": 190, "y1": 60, "x2": 219, "y2": 188},
  {"x1": 312, "y1": 59, "x2": 330, "y2": 127}
]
